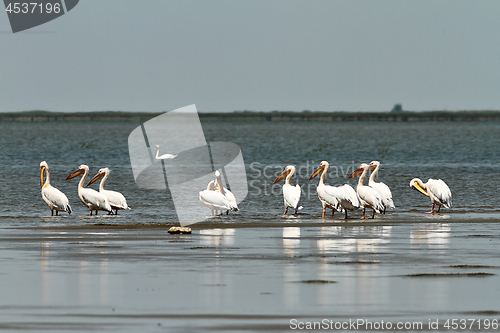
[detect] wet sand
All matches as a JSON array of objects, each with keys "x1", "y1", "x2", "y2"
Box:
[{"x1": 1, "y1": 216, "x2": 500, "y2": 332}]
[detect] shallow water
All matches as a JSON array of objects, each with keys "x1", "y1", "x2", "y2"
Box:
[{"x1": 1, "y1": 120, "x2": 500, "y2": 331}]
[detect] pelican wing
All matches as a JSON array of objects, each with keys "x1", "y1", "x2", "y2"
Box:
[
  {"x1": 369, "y1": 181, "x2": 395, "y2": 209},
  {"x1": 199, "y1": 190, "x2": 232, "y2": 211},
  {"x1": 317, "y1": 185, "x2": 340, "y2": 210},
  {"x1": 336, "y1": 184, "x2": 360, "y2": 209},
  {"x1": 427, "y1": 179, "x2": 452, "y2": 208},
  {"x1": 357, "y1": 185, "x2": 384, "y2": 213},
  {"x1": 42, "y1": 185, "x2": 72, "y2": 213},
  {"x1": 283, "y1": 184, "x2": 301, "y2": 210},
  {"x1": 323, "y1": 184, "x2": 358, "y2": 207},
  {"x1": 101, "y1": 189, "x2": 130, "y2": 210},
  {"x1": 80, "y1": 188, "x2": 112, "y2": 212},
  {"x1": 223, "y1": 188, "x2": 239, "y2": 211}
]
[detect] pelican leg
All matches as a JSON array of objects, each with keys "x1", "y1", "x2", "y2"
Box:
[
  {"x1": 437, "y1": 205, "x2": 441, "y2": 213},
  {"x1": 345, "y1": 209, "x2": 348, "y2": 219},
  {"x1": 426, "y1": 203, "x2": 435, "y2": 214},
  {"x1": 226, "y1": 210, "x2": 229, "y2": 215},
  {"x1": 362, "y1": 208, "x2": 366, "y2": 219},
  {"x1": 95, "y1": 210, "x2": 98, "y2": 215},
  {"x1": 55, "y1": 210, "x2": 59, "y2": 216},
  {"x1": 322, "y1": 207, "x2": 326, "y2": 218},
  {"x1": 372, "y1": 209, "x2": 375, "y2": 219},
  {"x1": 115, "y1": 209, "x2": 118, "y2": 215},
  {"x1": 284, "y1": 207, "x2": 288, "y2": 215},
  {"x1": 89, "y1": 210, "x2": 92, "y2": 216},
  {"x1": 332, "y1": 209, "x2": 335, "y2": 217},
  {"x1": 383, "y1": 206, "x2": 386, "y2": 214},
  {"x1": 51, "y1": 209, "x2": 54, "y2": 216}
]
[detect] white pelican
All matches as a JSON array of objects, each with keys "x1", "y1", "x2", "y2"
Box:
[
  {"x1": 86, "y1": 168, "x2": 130, "y2": 215},
  {"x1": 199, "y1": 180, "x2": 220, "y2": 215},
  {"x1": 40, "y1": 161, "x2": 72, "y2": 216},
  {"x1": 199, "y1": 170, "x2": 238, "y2": 215},
  {"x1": 212, "y1": 171, "x2": 239, "y2": 214},
  {"x1": 273, "y1": 165, "x2": 303, "y2": 215},
  {"x1": 65, "y1": 165, "x2": 112, "y2": 216},
  {"x1": 368, "y1": 161, "x2": 395, "y2": 213},
  {"x1": 410, "y1": 178, "x2": 452, "y2": 213},
  {"x1": 349, "y1": 163, "x2": 384, "y2": 219},
  {"x1": 154, "y1": 145, "x2": 177, "y2": 159},
  {"x1": 309, "y1": 161, "x2": 360, "y2": 219}
]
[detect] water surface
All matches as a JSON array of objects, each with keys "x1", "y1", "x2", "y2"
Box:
[{"x1": 1, "y1": 120, "x2": 500, "y2": 331}]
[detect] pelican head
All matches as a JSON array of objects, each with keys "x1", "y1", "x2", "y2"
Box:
[
  {"x1": 309, "y1": 161, "x2": 329, "y2": 180},
  {"x1": 274, "y1": 165, "x2": 295, "y2": 184},
  {"x1": 369, "y1": 161, "x2": 380, "y2": 170},
  {"x1": 154, "y1": 145, "x2": 160, "y2": 150},
  {"x1": 65, "y1": 164, "x2": 89, "y2": 180},
  {"x1": 86, "y1": 168, "x2": 109, "y2": 186},
  {"x1": 410, "y1": 178, "x2": 429, "y2": 197},
  {"x1": 40, "y1": 161, "x2": 49, "y2": 187},
  {"x1": 348, "y1": 163, "x2": 370, "y2": 178}
]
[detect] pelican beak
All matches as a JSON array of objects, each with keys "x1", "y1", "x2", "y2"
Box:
[
  {"x1": 274, "y1": 168, "x2": 290, "y2": 184},
  {"x1": 65, "y1": 168, "x2": 84, "y2": 180},
  {"x1": 411, "y1": 182, "x2": 429, "y2": 197},
  {"x1": 216, "y1": 176, "x2": 226, "y2": 196},
  {"x1": 348, "y1": 168, "x2": 363, "y2": 179},
  {"x1": 40, "y1": 166, "x2": 45, "y2": 188},
  {"x1": 86, "y1": 171, "x2": 104, "y2": 187},
  {"x1": 368, "y1": 164, "x2": 376, "y2": 171},
  {"x1": 309, "y1": 165, "x2": 324, "y2": 180}
]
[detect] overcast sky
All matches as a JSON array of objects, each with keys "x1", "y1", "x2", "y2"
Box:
[{"x1": 1, "y1": 0, "x2": 500, "y2": 112}]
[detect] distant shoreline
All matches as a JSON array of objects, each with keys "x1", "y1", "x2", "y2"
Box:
[{"x1": 1, "y1": 110, "x2": 500, "y2": 122}]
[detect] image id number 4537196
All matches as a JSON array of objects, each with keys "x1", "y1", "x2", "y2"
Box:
[
  {"x1": 5, "y1": 2, "x2": 61, "y2": 14},
  {"x1": 443, "y1": 319, "x2": 499, "y2": 330}
]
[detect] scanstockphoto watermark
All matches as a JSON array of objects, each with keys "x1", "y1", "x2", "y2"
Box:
[
  {"x1": 289, "y1": 318, "x2": 500, "y2": 330},
  {"x1": 289, "y1": 318, "x2": 424, "y2": 330},
  {"x1": 128, "y1": 104, "x2": 247, "y2": 227},
  {"x1": 248, "y1": 161, "x2": 358, "y2": 200}
]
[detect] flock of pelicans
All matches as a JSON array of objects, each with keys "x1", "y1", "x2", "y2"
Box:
[
  {"x1": 197, "y1": 160, "x2": 452, "y2": 219},
  {"x1": 39, "y1": 144, "x2": 175, "y2": 216},
  {"x1": 39, "y1": 155, "x2": 453, "y2": 219}
]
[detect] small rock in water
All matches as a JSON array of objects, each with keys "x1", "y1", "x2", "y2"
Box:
[{"x1": 168, "y1": 226, "x2": 192, "y2": 234}]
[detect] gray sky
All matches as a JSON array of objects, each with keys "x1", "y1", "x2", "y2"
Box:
[{"x1": 1, "y1": 0, "x2": 500, "y2": 112}]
